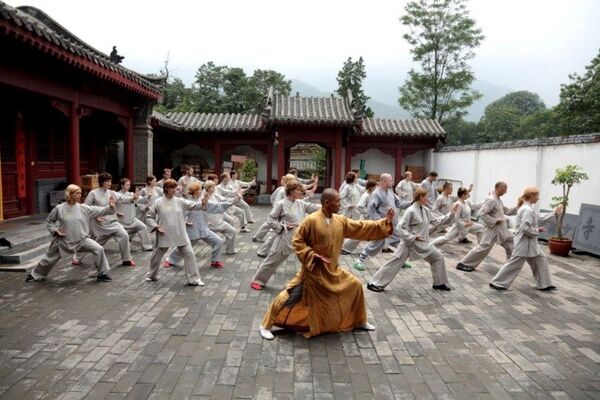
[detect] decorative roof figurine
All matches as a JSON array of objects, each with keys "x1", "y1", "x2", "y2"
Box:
[{"x1": 109, "y1": 46, "x2": 124, "y2": 64}]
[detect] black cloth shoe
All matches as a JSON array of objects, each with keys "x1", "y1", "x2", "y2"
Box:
[
  {"x1": 381, "y1": 248, "x2": 394, "y2": 253},
  {"x1": 25, "y1": 274, "x2": 35, "y2": 282},
  {"x1": 257, "y1": 253, "x2": 267, "y2": 258},
  {"x1": 366, "y1": 283, "x2": 385, "y2": 293},
  {"x1": 433, "y1": 284, "x2": 451, "y2": 291},
  {"x1": 489, "y1": 283, "x2": 507, "y2": 291},
  {"x1": 456, "y1": 263, "x2": 474, "y2": 272},
  {"x1": 340, "y1": 249, "x2": 350, "y2": 255},
  {"x1": 458, "y1": 238, "x2": 472, "y2": 244},
  {"x1": 538, "y1": 285, "x2": 557, "y2": 291},
  {"x1": 97, "y1": 273, "x2": 112, "y2": 282}
]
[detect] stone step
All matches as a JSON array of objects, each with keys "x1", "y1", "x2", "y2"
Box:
[
  {"x1": 0, "y1": 242, "x2": 49, "y2": 264},
  {"x1": 0, "y1": 256, "x2": 40, "y2": 272},
  {"x1": 0, "y1": 229, "x2": 52, "y2": 255}
]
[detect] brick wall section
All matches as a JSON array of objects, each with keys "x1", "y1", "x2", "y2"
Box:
[
  {"x1": 134, "y1": 124, "x2": 153, "y2": 186},
  {"x1": 438, "y1": 133, "x2": 600, "y2": 153}
]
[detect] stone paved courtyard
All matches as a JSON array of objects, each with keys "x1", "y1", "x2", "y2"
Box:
[{"x1": 1, "y1": 205, "x2": 600, "y2": 400}]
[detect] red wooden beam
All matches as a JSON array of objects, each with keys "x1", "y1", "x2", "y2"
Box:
[{"x1": 67, "y1": 99, "x2": 81, "y2": 185}]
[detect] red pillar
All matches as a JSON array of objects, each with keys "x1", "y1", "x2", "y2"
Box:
[
  {"x1": 334, "y1": 133, "x2": 342, "y2": 189},
  {"x1": 395, "y1": 146, "x2": 403, "y2": 185},
  {"x1": 67, "y1": 99, "x2": 80, "y2": 185},
  {"x1": 214, "y1": 142, "x2": 221, "y2": 175},
  {"x1": 345, "y1": 144, "x2": 352, "y2": 177},
  {"x1": 266, "y1": 141, "x2": 273, "y2": 193},
  {"x1": 125, "y1": 117, "x2": 134, "y2": 181},
  {"x1": 277, "y1": 138, "x2": 285, "y2": 184}
]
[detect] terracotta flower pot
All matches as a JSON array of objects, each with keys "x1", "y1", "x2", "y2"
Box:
[{"x1": 548, "y1": 238, "x2": 572, "y2": 256}]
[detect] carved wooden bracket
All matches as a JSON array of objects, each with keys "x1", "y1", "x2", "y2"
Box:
[
  {"x1": 117, "y1": 116, "x2": 129, "y2": 128},
  {"x1": 49, "y1": 99, "x2": 71, "y2": 117},
  {"x1": 79, "y1": 106, "x2": 93, "y2": 118}
]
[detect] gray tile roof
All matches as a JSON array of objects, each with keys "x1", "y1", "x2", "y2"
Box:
[
  {"x1": 438, "y1": 133, "x2": 600, "y2": 152},
  {"x1": 270, "y1": 94, "x2": 356, "y2": 126},
  {"x1": 0, "y1": 2, "x2": 162, "y2": 98},
  {"x1": 358, "y1": 118, "x2": 445, "y2": 139},
  {"x1": 165, "y1": 112, "x2": 267, "y2": 133}
]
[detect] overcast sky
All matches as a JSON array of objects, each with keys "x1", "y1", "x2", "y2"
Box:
[{"x1": 15, "y1": 0, "x2": 600, "y2": 106}]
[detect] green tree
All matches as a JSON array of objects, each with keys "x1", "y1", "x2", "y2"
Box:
[
  {"x1": 336, "y1": 57, "x2": 374, "y2": 117},
  {"x1": 247, "y1": 69, "x2": 292, "y2": 112},
  {"x1": 192, "y1": 61, "x2": 228, "y2": 113},
  {"x1": 556, "y1": 48, "x2": 600, "y2": 134},
  {"x1": 443, "y1": 117, "x2": 480, "y2": 145},
  {"x1": 399, "y1": 0, "x2": 484, "y2": 124},
  {"x1": 516, "y1": 108, "x2": 560, "y2": 139},
  {"x1": 489, "y1": 91, "x2": 545, "y2": 116}
]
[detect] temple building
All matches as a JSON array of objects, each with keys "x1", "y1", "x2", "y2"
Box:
[
  {"x1": 0, "y1": 1, "x2": 445, "y2": 219},
  {"x1": 151, "y1": 89, "x2": 445, "y2": 193}
]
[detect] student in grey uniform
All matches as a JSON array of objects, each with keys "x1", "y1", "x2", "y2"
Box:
[
  {"x1": 456, "y1": 181, "x2": 518, "y2": 272},
  {"x1": 81, "y1": 173, "x2": 135, "y2": 266},
  {"x1": 353, "y1": 173, "x2": 411, "y2": 271},
  {"x1": 156, "y1": 168, "x2": 171, "y2": 189},
  {"x1": 204, "y1": 178, "x2": 238, "y2": 256},
  {"x1": 490, "y1": 187, "x2": 561, "y2": 291},
  {"x1": 253, "y1": 174, "x2": 296, "y2": 244},
  {"x1": 430, "y1": 182, "x2": 473, "y2": 236},
  {"x1": 26, "y1": 184, "x2": 115, "y2": 282},
  {"x1": 339, "y1": 168, "x2": 367, "y2": 192},
  {"x1": 137, "y1": 175, "x2": 164, "y2": 220},
  {"x1": 228, "y1": 170, "x2": 256, "y2": 223},
  {"x1": 250, "y1": 181, "x2": 321, "y2": 290},
  {"x1": 339, "y1": 172, "x2": 363, "y2": 220},
  {"x1": 420, "y1": 171, "x2": 439, "y2": 206},
  {"x1": 115, "y1": 178, "x2": 153, "y2": 251},
  {"x1": 395, "y1": 171, "x2": 419, "y2": 202},
  {"x1": 166, "y1": 181, "x2": 239, "y2": 269},
  {"x1": 145, "y1": 179, "x2": 208, "y2": 286},
  {"x1": 257, "y1": 175, "x2": 317, "y2": 257},
  {"x1": 216, "y1": 172, "x2": 250, "y2": 232},
  {"x1": 341, "y1": 179, "x2": 378, "y2": 255},
  {"x1": 432, "y1": 187, "x2": 484, "y2": 247},
  {"x1": 367, "y1": 187, "x2": 456, "y2": 292},
  {"x1": 177, "y1": 166, "x2": 199, "y2": 197}
]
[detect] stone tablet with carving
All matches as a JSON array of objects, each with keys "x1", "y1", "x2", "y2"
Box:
[
  {"x1": 573, "y1": 204, "x2": 600, "y2": 256},
  {"x1": 539, "y1": 209, "x2": 578, "y2": 241}
]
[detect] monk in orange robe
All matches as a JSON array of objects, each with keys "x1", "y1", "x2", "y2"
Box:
[{"x1": 259, "y1": 188, "x2": 394, "y2": 339}]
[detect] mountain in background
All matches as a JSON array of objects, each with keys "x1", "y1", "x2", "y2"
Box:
[{"x1": 291, "y1": 78, "x2": 514, "y2": 121}]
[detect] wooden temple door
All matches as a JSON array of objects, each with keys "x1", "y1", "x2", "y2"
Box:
[{"x1": 0, "y1": 109, "x2": 29, "y2": 219}]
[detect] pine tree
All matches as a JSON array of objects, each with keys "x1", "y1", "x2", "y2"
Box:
[{"x1": 336, "y1": 57, "x2": 374, "y2": 117}]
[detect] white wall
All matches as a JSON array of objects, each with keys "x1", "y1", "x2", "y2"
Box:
[
  {"x1": 351, "y1": 148, "x2": 396, "y2": 180},
  {"x1": 433, "y1": 141, "x2": 599, "y2": 214}
]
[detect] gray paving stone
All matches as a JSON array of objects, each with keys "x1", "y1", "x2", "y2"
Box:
[{"x1": 0, "y1": 205, "x2": 599, "y2": 399}]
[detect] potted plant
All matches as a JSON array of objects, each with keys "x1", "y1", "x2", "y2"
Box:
[
  {"x1": 240, "y1": 159, "x2": 259, "y2": 205},
  {"x1": 549, "y1": 164, "x2": 588, "y2": 256}
]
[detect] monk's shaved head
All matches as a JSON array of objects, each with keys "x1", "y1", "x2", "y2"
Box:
[{"x1": 321, "y1": 188, "x2": 338, "y2": 205}]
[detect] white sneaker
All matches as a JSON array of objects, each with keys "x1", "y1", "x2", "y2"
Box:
[
  {"x1": 188, "y1": 278, "x2": 205, "y2": 286},
  {"x1": 358, "y1": 322, "x2": 376, "y2": 331},
  {"x1": 259, "y1": 325, "x2": 274, "y2": 340}
]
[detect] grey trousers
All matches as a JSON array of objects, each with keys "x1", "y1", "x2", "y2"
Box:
[
  {"x1": 123, "y1": 219, "x2": 153, "y2": 250},
  {"x1": 258, "y1": 233, "x2": 276, "y2": 257},
  {"x1": 95, "y1": 225, "x2": 132, "y2": 262},
  {"x1": 252, "y1": 251, "x2": 291, "y2": 285},
  {"x1": 229, "y1": 206, "x2": 247, "y2": 227},
  {"x1": 238, "y1": 199, "x2": 253, "y2": 222},
  {"x1": 432, "y1": 223, "x2": 484, "y2": 247},
  {"x1": 342, "y1": 238, "x2": 362, "y2": 254},
  {"x1": 370, "y1": 245, "x2": 448, "y2": 287},
  {"x1": 490, "y1": 253, "x2": 552, "y2": 289},
  {"x1": 211, "y1": 223, "x2": 237, "y2": 253},
  {"x1": 169, "y1": 231, "x2": 224, "y2": 264},
  {"x1": 360, "y1": 231, "x2": 401, "y2": 259},
  {"x1": 460, "y1": 233, "x2": 513, "y2": 269},
  {"x1": 147, "y1": 245, "x2": 199, "y2": 283},
  {"x1": 254, "y1": 220, "x2": 271, "y2": 240},
  {"x1": 223, "y1": 213, "x2": 236, "y2": 226},
  {"x1": 32, "y1": 238, "x2": 109, "y2": 278}
]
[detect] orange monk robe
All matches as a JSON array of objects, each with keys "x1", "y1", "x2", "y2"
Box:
[{"x1": 261, "y1": 208, "x2": 393, "y2": 338}]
